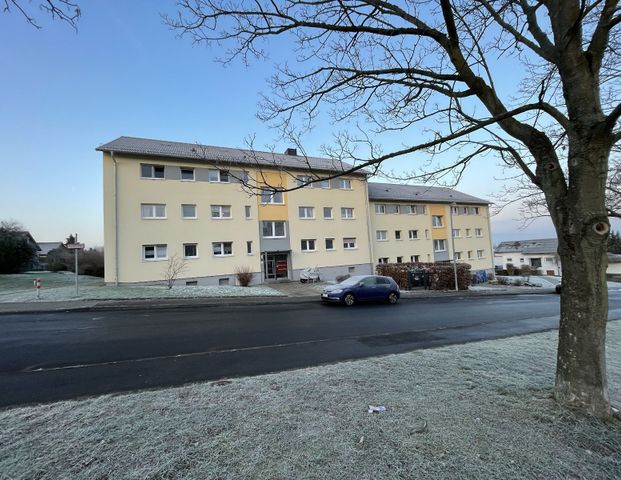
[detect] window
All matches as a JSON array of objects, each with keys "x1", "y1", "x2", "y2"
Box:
[
  {"x1": 141, "y1": 204, "x2": 166, "y2": 219},
  {"x1": 390, "y1": 205, "x2": 401, "y2": 214},
  {"x1": 296, "y1": 175, "x2": 313, "y2": 188},
  {"x1": 348, "y1": 266, "x2": 355, "y2": 273},
  {"x1": 186, "y1": 281, "x2": 198, "y2": 286},
  {"x1": 299, "y1": 206, "x2": 315, "y2": 219},
  {"x1": 453, "y1": 229, "x2": 461, "y2": 238},
  {"x1": 468, "y1": 207, "x2": 480, "y2": 215},
  {"x1": 262, "y1": 221, "x2": 286, "y2": 238},
  {"x1": 376, "y1": 230, "x2": 388, "y2": 241},
  {"x1": 507, "y1": 258, "x2": 513, "y2": 262},
  {"x1": 545, "y1": 257, "x2": 555, "y2": 262},
  {"x1": 182, "y1": 204, "x2": 197, "y2": 219},
  {"x1": 183, "y1": 243, "x2": 198, "y2": 258},
  {"x1": 375, "y1": 204, "x2": 386, "y2": 214},
  {"x1": 245, "y1": 205, "x2": 252, "y2": 219},
  {"x1": 247, "y1": 241, "x2": 253, "y2": 255},
  {"x1": 520, "y1": 258, "x2": 525, "y2": 263},
  {"x1": 433, "y1": 239, "x2": 447, "y2": 252},
  {"x1": 395, "y1": 230, "x2": 402, "y2": 240},
  {"x1": 341, "y1": 207, "x2": 354, "y2": 219},
  {"x1": 301, "y1": 239, "x2": 316, "y2": 251},
  {"x1": 141, "y1": 164, "x2": 164, "y2": 179},
  {"x1": 467, "y1": 251, "x2": 473, "y2": 260},
  {"x1": 323, "y1": 207, "x2": 333, "y2": 219},
  {"x1": 213, "y1": 242, "x2": 233, "y2": 256},
  {"x1": 425, "y1": 229, "x2": 429, "y2": 239},
  {"x1": 318, "y1": 179, "x2": 330, "y2": 189},
  {"x1": 325, "y1": 238, "x2": 335, "y2": 250},
  {"x1": 411, "y1": 255, "x2": 420, "y2": 262},
  {"x1": 452, "y1": 206, "x2": 460, "y2": 215},
  {"x1": 260, "y1": 189, "x2": 284, "y2": 204},
  {"x1": 338, "y1": 179, "x2": 352, "y2": 189},
  {"x1": 465, "y1": 229, "x2": 472, "y2": 237},
  {"x1": 408, "y1": 205, "x2": 425, "y2": 214},
  {"x1": 455, "y1": 251, "x2": 462, "y2": 260},
  {"x1": 477, "y1": 249, "x2": 484, "y2": 259},
  {"x1": 219, "y1": 278, "x2": 230, "y2": 286},
  {"x1": 396, "y1": 256, "x2": 403, "y2": 263},
  {"x1": 408, "y1": 230, "x2": 418, "y2": 240},
  {"x1": 208, "y1": 169, "x2": 229, "y2": 183},
  {"x1": 432, "y1": 215, "x2": 444, "y2": 227},
  {"x1": 378, "y1": 257, "x2": 389, "y2": 264},
  {"x1": 211, "y1": 205, "x2": 232, "y2": 219},
  {"x1": 181, "y1": 168, "x2": 194, "y2": 181},
  {"x1": 475, "y1": 228, "x2": 483, "y2": 237},
  {"x1": 343, "y1": 238, "x2": 356, "y2": 249},
  {"x1": 143, "y1": 244, "x2": 167, "y2": 261}
]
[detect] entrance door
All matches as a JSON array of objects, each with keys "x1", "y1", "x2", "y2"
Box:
[{"x1": 264, "y1": 253, "x2": 289, "y2": 280}]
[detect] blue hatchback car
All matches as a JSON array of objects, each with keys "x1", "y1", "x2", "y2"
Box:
[{"x1": 321, "y1": 275, "x2": 400, "y2": 306}]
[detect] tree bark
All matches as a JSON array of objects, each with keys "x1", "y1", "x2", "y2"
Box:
[{"x1": 553, "y1": 137, "x2": 612, "y2": 418}]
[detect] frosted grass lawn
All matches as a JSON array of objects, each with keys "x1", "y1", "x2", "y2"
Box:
[
  {"x1": 1, "y1": 323, "x2": 620, "y2": 479},
  {"x1": 0, "y1": 272, "x2": 283, "y2": 303}
]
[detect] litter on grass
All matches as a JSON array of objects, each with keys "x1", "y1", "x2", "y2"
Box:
[{"x1": 368, "y1": 405, "x2": 386, "y2": 413}]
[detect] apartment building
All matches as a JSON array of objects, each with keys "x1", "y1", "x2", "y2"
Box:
[
  {"x1": 368, "y1": 183, "x2": 494, "y2": 271},
  {"x1": 98, "y1": 136, "x2": 373, "y2": 285},
  {"x1": 98, "y1": 136, "x2": 494, "y2": 286}
]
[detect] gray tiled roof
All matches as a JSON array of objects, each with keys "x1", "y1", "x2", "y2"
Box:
[
  {"x1": 367, "y1": 182, "x2": 489, "y2": 205},
  {"x1": 495, "y1": 238, "x2": 558, "y2": 255},
  {"x1": 97, "y1": 136, "x2": 365, "y2": 176}
]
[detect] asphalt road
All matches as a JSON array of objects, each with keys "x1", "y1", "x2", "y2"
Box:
[{"x1": 2, "y1": 290, "x2": 621, "y2": 408}]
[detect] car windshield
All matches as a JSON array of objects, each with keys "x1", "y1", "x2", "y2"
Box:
[{"x1": 338, "y1": 275, "x2": 368, "y2": 286}]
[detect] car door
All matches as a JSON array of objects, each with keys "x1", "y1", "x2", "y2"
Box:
[
  {"x1": 356, "y1": 276, "x2": 378, "y2": 301},
  {"x1": 374, "y1": 277, "x2": 392, "y2": 299}
]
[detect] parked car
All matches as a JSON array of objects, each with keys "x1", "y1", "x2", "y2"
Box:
[{"x1": 321, "y1": 275, "x2": 400, "y2": 306}]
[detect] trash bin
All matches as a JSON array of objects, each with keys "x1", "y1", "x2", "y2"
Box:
[{"x1": 408, "y1": 269, "x2": 431, "y2": 289}]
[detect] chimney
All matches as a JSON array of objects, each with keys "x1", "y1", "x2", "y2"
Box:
[{"x1": 285, "y1": 148, "x2": 297, "y2": 156}]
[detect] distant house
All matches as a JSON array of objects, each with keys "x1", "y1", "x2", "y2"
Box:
[
  {"x1": 16, "y1": 231, "x2": 41, "y2": 270},
  {"x1": 494, "y1": 238, "x2": 561, "y2": 276},
  {"x1": 37, "y1": 241, "x2": 63, "y2": 269},
  {"x1": 609, "y1": 253, "x2": 621, "y2": 281}
]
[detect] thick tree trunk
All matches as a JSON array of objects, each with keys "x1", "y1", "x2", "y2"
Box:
[{"x1": 552, "y1": 138, "x2": 612, "y2": 419}]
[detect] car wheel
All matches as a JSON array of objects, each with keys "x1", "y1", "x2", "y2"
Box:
[
  {"x1": 387, "y1": 292, "x2": 399, "y2": 304},
  {"x1": 343, "y1": 293, "x2": 355, "y2": 306}
]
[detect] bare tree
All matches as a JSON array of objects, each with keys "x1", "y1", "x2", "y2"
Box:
[
  {"x1": 167, "y1": 1, "x2": 621, "y2": 418},
  {"x1": 3, "y1": 0, "x2": 80, "y2": 29},
  {"x1": 162, "y1": 254, "x2": 188, "y2": 290}
]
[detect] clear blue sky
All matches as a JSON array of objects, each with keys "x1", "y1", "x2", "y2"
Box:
[{"x1": 0, "y1": 1, "x2": 603, "y2": 247}]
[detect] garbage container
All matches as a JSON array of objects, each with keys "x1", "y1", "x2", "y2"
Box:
[{"x1": 408, "y1": 269, "x2": 431, "y2": 289}]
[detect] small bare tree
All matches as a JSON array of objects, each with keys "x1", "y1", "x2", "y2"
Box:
[{"x1": 162, "y1": 254, "x2": 188, "y2": 290}]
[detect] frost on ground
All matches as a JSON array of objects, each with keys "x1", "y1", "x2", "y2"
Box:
[
  {"x1": 1, "y1": 324, "x2": 620, "y2": 480},
  {"x1": 0, "y1": 272, "x2": 283, "y2": 302}
]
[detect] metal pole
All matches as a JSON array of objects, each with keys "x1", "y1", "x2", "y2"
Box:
[
  {"x1": 449, "y1": 203, "x2": 458, "y2": 291},
  {"x1": 74, "y1": 233, "x2": 79, "y2": 296}
]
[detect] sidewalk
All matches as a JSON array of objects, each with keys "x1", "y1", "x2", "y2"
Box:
[{"x1": 0, "y1": 283, "x2": 557, "y2": 315}]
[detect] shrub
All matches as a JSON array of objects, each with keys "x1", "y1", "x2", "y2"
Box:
[
  {"x1": 336, "y1": 274, "x2": 350, "y2": 283},
  {"x1": 506, "y1": 263, "x2": 515, "y2": 275},
  {"x1": 497, "y1": 276, "x2": 509, "y2": 285},
  {"x1": 0, "y1": 221, "x2": 38, "y2": 273},
  {"x1": 375, "y1": 262, "x2": 471, "y2": 290},
  {"x1": 235, "y1": 266, "x2": 254, "y2": 287}
]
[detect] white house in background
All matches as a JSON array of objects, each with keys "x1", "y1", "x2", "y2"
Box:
[
  {"x1": 494, "y1": 238, "x2": 561, "y2": 275},
  {"x1": 609, "y1": 253, "x2": 621, "y2": 280}
]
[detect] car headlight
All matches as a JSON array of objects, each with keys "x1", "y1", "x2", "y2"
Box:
[{"x1": 330, "y1": 289, "x2": 343, "y2": 294}]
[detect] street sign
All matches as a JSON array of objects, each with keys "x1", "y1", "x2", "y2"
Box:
[{"x1": 66, "y1": 243, "x2": 85, "y2": 250}]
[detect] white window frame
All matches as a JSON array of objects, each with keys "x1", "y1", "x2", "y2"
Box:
[
  {"x1": 301, "y1": 239, "x2": 316, "y2": 252},
  {"x1": 453, "y1": 229, "x2": 461, "y2": 238},
  {"x1": 299, "y1": 206, "x2": 315, "y2": 219},
  {"x1": 432, "y1": 215, "x2": 444, "y2": 228},
  {"x1": 325, "y1": 238, "x2": 335, "y2": 250},
  {"x1": 343, "y1": 237, "x2": 356, "y2": 249},
  {"x1": 395, "y1": 230, "x2": 402, "y2": 240},
  {"x1": 141, "y1": 204, "x2": 166, "y2": 219},
  {"x1": 433, "y1": 239, "x2": 447, "y2": 252},
  {"x1": 411, "y1": 255, "x2": 420, "y2": 263},
  {"x1": 296, "y1": 175, "x2": 314, "y2": 188},
  {"x1": 213, "y1": 242, "x2": 233, "y2": 257},
  {"x1": 341, "y1": 207, "x2": 355, "y2": 219},
  {"x1": 455, "y1": 251, "x2": 462, "y2": 260},
  {"x1": 477, "y1": 249, "x2": 485, "y2": 259},
  {"x1": 181, "y1": 204, "x2": 197, "y2": 219},
  {"x1": 468, "y1": 251, "x2": 473, "y2": 259},
  {"x1": 378, "y1": 257, "x2": 389, "y2": 264},
  {"x1": 260, "y1": 189, "x2": 284, "y2": 205},
  {"x1": 338, "y1": 178, "x2": 352, "y2": 190},
  {"x1": 141, "y1": 164, "x2": 165, "y2": 179},
  {"x1": 408, "y1": 229, "x2": 418, "y2": 240},
  {"x1": 211, "y1": 205, "x2": 232, "y2": 219},
  {"x1": 247, "y1": 241, "x2": 253, "y2": 255},
  {"x1": 180, "y1": 168, "x2": 195, "y2": 181},
  {"x1": 208, "y1": 169, "x2": 230, "y2": 183},
  {"x1": 262, "y1": 221, "x2": 287, "y2": 239},
  {"x1": 475, "y1": 228, "x2": 483, "y2": 237},
  {"x1": 376, "y1": 230, "x2": 388, "y2": 241},
  {"x1": 245, "y1": 205, "x2": 252, "y2": 219},
  {"x1": 466, "y1": 229, "x2": 472, "y2": 238},
  {"x1": 323, "y1": 207, "x2": 333, "y2": 219},
  {"x1": 318, "y1": 179, "x2": 330, "y2": 189},
  {"x1": 183, "y1": 243, "x2": 198, "y2": 259},
  {"x1": 375, "y1": 204, "x2": 386, "y2": 214},
  {"x1": 143, "y1": 244, "x2": 167, "y2": 261}
]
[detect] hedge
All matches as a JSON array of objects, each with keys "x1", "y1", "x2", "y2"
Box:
[{"x1": 375, "y1": 262, "x2": 472, "y2": 290}]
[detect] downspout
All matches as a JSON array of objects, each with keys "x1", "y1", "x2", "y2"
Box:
[
  {"x1": 486, "y1": 204, "x2": 494, "y2": 273},
  {"x1": 111, "y1": 151, "x2": 120, "y2": 287},
  {"x1": 363, "y1": 176, "x2": 375, "y2": 273}
]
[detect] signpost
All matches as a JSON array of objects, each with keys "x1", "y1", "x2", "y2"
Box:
[{"x1": 66, "y1": 235, "x2": 85, "y2": 296}]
